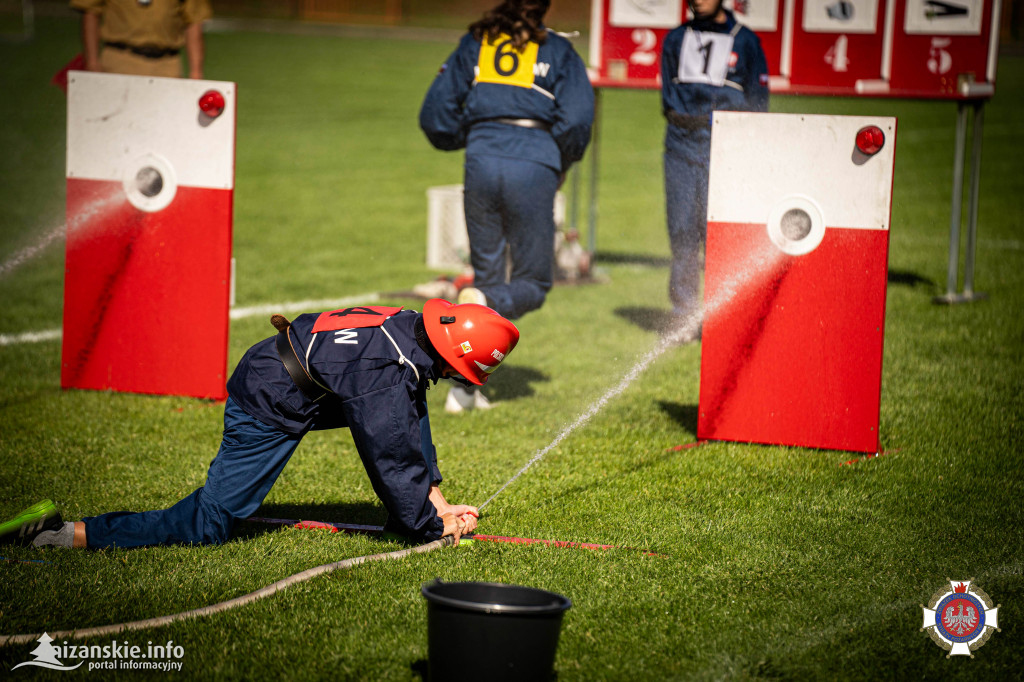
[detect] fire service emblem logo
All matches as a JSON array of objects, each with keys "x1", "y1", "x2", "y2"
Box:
[{"x1": 921, "y1": 579, "x2": 1000, "y2": 657}]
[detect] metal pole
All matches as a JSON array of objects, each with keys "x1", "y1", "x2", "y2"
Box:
[
  {"x1": 961, "y1": 99, "x2": 986, "y2": 300},
  {"x1": 569, "y1": 159, "x2": 581, "y2": 233},
  {"x1": 936, "y1": 101, "x2": 969, "y2": 304},
  {"x1": 587, "y1": 88, "x2": 601, "y2": 257}
]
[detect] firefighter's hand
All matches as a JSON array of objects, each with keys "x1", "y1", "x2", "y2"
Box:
[
  {"x1": 440, "y1": 513, "x2": 465, "y2": 544},
  {"x1": 440, "y1": 510, "x2": 478, "y2": 544},
  {"x1": 445, "y1": 504, "x2": 479, "y2": 525}
]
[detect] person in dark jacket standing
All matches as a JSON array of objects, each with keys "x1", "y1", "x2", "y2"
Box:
[
  {"x1": 661, "y1": 0, "x2": 769, "y2": 334},
  {"x1": 419, "y1": 0, "x2": 593, "y2": 412},
  {"x1": 1, "y1": 300, "x2": 519, "y2": 550}
]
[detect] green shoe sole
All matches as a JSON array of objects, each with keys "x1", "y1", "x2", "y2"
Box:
[{"x1": 0, "y1": 499, "x2": 59, "y2": 537}]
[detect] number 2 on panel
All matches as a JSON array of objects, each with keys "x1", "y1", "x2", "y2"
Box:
[{"x1": 630, "y1": 28, "x2": 658, "y2": 65}]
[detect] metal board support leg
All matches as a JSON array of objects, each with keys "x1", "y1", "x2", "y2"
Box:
[
  {"x1": 586, "y1": 88, "x2": 602, "y2": 257},
  {"x1": 567, "y1": 88, "x2": 600, "y2": 259},
  {"x1": 935, "y1": 99, "x2": 988, "y2": 305}
]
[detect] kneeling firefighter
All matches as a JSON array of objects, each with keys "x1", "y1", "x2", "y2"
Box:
[{"x1": 1, "y1": 299, "x2": 519, "y2": 549}]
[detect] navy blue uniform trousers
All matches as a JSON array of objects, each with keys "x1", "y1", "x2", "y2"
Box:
[
  {"x1": 464, "y1": 153, "x2": 560, "y2": 320},
  {"x1": 84, "y1": 398, "x2": 302, "y2": 548},
  {"x1": 664, "y1": 130, "x2": 711, "y2": 316}
]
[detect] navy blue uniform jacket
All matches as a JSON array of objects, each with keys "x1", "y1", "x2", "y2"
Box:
[
  {"x1": 227, "y1": 310, "x2": 446, "y2": 541},
  {"x1": 419, "y1": 28, "x2": 594, "y2": 173},
  {"x1": 661, "y1": 10, "x2": 769, "y2": 153}
]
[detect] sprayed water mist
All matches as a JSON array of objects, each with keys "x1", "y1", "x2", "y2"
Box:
[
  {"x1": 478, "y1": 238, "x2": 785, "y2": 511},
  {"x1": 0, "y1": 185, "x2": 124, "y2": 278}
]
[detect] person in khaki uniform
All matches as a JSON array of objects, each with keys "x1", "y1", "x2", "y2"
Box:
[{"x1": 71, "y1": 0, "x2": 213, "y2": 79}]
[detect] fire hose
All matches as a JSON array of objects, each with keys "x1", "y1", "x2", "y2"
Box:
[{"x1": 0, "y1": 536, "x2": 452, "y2": 647}]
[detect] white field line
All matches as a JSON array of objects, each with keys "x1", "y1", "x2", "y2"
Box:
[
  {"x1": 0, "y1": 329, "x2": 63, "y2": 346},
  {"x1": 0, "y1": 292, "x2": 381, "y2": 347},
  {"x1": 228, "y1": 292, "x2": 380, "y2": 319}
]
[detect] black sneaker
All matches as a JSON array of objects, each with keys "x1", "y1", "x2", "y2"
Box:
[{"x1": 0, "y1": 499, "x2": 64, "y2": 546}]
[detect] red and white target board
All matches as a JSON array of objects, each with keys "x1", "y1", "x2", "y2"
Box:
[
  {"x1": 63, "y1": 71, "x2": 235, "y2": 400},
  {"x1": 697, "y1": 112, "x2": 896, "y2": 453}
]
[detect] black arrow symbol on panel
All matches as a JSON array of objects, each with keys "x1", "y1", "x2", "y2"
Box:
[{"x1": 925, "y1": 0, "x2": 969, "y2": 19}]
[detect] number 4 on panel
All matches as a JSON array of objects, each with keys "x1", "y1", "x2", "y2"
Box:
[{"x1": 825, "y1": 34, "x2": 850, "y2": 72}]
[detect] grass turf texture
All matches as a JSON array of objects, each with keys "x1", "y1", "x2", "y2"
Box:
[{"x1": 1, "y1": 13, "x2": 1023, "y2": 681}]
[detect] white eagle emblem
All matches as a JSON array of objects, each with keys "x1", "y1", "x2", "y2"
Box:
[{"x1": 942, "y1": 603, "x2": 978, "y2": 636}]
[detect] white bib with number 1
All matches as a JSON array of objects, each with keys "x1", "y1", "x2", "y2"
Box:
[{"x1": 677, "y1": 29, "x2": 734, "y2": 86}]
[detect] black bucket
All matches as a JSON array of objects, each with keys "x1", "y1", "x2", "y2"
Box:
[{"x1": 421, "y1": 580, "x2": 571, "y2": 681}]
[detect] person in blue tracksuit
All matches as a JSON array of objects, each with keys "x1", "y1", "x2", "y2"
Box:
[
  {"x1": 419, "y1": 0, "x2": 594, "y2": 322},
  {"x1": 661, "y1": 0, "x2": 769, "y2": 329},
  {"x1": 2, "y1": 301, "x2": 519, "y2": 550}
]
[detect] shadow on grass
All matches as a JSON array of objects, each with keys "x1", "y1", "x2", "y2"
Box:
[
  {"x1": 595, "y1": 251, "x2": 672, "y2": 268},
  {"x1": 658, "y1": 401, "x2": 699, "y2": 435},
  {"x1": 232, "y1": 501, "x2": 384, "y2": 541},
  {"x1": 484, "y1": 365, "x2": 549, "y2": 402},
  {"x1": 614, "y1": 305, "x2": 674, "y2": 333},
  {"x1": 888, "y1": 268, "x2": 933, "y2": 288}
]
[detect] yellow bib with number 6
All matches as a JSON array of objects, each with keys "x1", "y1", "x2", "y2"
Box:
[{"x1": 477, "y1": 33, "x2": 539, "y2": 89}]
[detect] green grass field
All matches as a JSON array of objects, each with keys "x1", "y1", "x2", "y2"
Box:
[{"x1": 1, "y1": 12, "x2": 1022, "y2": 680}]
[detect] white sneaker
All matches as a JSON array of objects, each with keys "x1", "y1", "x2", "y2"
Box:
[
  {"x1": 457, "y1": 286, "x2": 487, "y2": 306},
  {"x1": 413, "y1": 278, "x2": 457, "y2": 301},
  {"x1": 445, "y1": 384, "x2": 476, "y2": 413},
  {"x1": 473, "y1": 389, "x2": 493, "y2": 410}
]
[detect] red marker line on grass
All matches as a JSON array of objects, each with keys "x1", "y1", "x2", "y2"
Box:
[
  {"x1": 245, "y1": 517, "x2": 664, "y2": 556},
  {"x1": 247, "y1": 517, "x2": 380, "y2": 534},
  {"x1": 667, "y1": 440, "x2": 707, "y2": 452},
  {"x1": 468, "y1": 534, "x2": 664, "y2": 556}
]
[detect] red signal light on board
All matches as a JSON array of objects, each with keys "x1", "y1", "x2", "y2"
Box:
[
  {"x1": 855, "y1": 125, "x2": 884, "y2": 155},
  {"x1": 199, "y1": 90, "x2": 226, "y2": 118}
]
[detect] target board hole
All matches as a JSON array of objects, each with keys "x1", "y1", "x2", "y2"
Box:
[
  {"x1": 780, "y1": 208, "x2": 812, "y2": 241},
  {"x1": 135, "y1": 167, "x2": 164, "y2": 197}
]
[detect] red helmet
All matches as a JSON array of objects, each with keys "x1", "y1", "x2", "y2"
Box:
[{"x1": 422, "y1": 298, "x2": 520, "y2": 386}]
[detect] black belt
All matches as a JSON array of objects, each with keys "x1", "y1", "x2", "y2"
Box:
[
  {"x1": 666, "y1": 111, "x2": 711, "y2": 131},
  {"x1": 105, "y1": 42, "x2": 180, "y2": 59},
  {"x1": 483, "y1": 117, "x2": 552, "y2": 132},
  {"x1": 274, "y1": 327, "x2": 330, "y2": 401}
]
